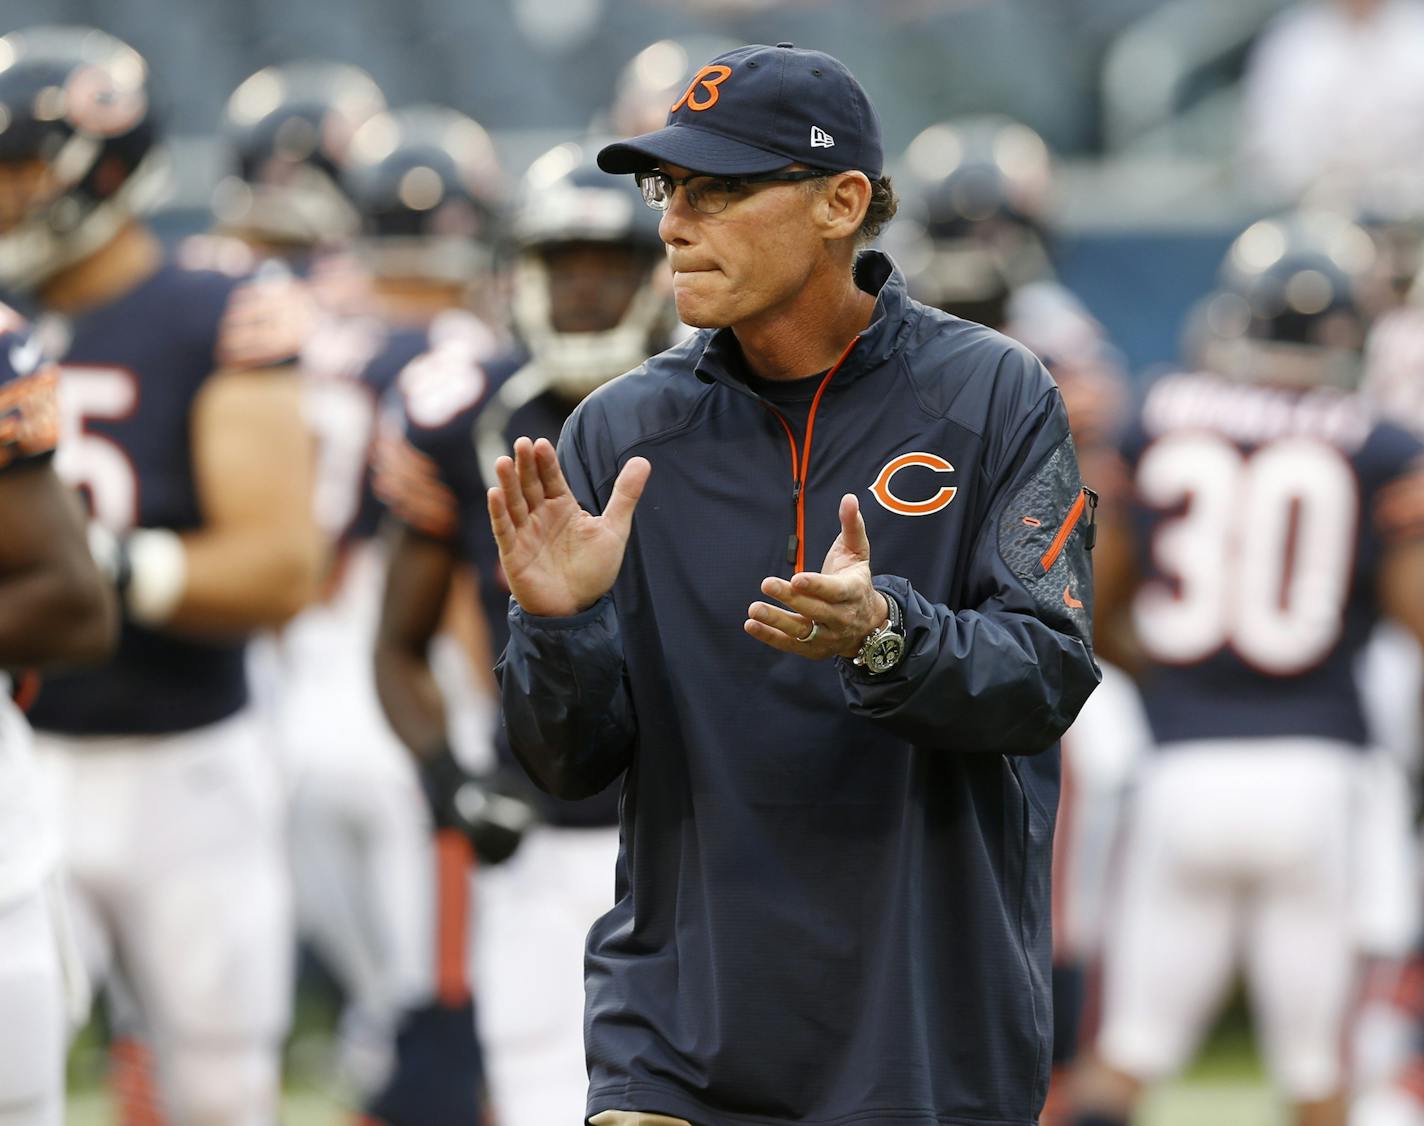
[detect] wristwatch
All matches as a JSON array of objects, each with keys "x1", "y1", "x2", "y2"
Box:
[{"x1": 852, "y1": 589, "x2": 906, "y2": 675}]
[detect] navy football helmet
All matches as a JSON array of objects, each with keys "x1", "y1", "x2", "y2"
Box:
[
  {"x1": 1197, "y1": 211, "x2": 1379, "y2": 385},
  {"x1": 216, "y1": 60, "x2": 386, "y2": 247},
  {"x1": 0, "y1": 26, "x2": 166, "y2": 291},
  {"x1": 507, "y1": 138, "x2": 672, "y2": 399},
  {"x1": 341, "y1": 105, "x2": 503, "y2": 285},
  {"x1": 885, "y1": 116, "x2": 1054, "y2": 328}
]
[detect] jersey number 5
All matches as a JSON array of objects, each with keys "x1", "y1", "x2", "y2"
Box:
[
  {"x1": 55, "y1": 365, "x2": 140, "y2": 532},
  {"x1": 1133, "y1": 432, "x2": 1357, "y2": 675}
]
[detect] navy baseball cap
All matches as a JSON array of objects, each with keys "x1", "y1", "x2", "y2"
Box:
[{"x1": 597, "y1": 43, "x2": 883, "y2": 180}]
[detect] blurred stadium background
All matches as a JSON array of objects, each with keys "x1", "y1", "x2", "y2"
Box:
[
  {"x1": 6, "y1": 0, "x2": 1292, "y2": 378},
  {"x1": 6, "y1": 0, "x2": 1412, "y2": 1120}
]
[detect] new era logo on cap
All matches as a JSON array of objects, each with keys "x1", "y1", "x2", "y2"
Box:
[{"x1": 810, "y1": 125, "x2": 835, "y2": 149}]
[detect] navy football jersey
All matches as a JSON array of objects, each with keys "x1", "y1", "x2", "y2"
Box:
[
  {"x1": 28, "y1": 258, "x2": 304, "y2": 736},
  {"x1": 376, "y1": 350, "x2": 621, "y2": 827},
  {"x1": 1123, "y1": 370, "x2": 1424, "y2": 747}
]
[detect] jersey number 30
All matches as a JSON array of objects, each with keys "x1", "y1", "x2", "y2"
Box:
[{"x1": 1134, "y1": 432, "x2": 1356, "y2": 675}]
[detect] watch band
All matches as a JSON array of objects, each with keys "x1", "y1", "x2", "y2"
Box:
[{"x1": 881, "y1": 588, "x2": 903, "y2": 633}]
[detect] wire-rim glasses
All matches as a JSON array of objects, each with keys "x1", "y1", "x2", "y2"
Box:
[{"x1": 635, "y1": 169, "x2": 827, "y2": 214}]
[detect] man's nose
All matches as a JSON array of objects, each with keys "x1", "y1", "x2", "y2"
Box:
[{"x1": 657, "y1": 186, "x2": 696, "y2": 247}]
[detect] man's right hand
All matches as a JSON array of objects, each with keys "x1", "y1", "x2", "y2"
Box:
[{"x1": 487, "y1": 435, "x2": 650, "y2": 617}]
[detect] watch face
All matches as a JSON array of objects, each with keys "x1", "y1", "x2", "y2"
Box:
[{"x1": 865, "y1": 633, "x2": 905, "y2": 674}]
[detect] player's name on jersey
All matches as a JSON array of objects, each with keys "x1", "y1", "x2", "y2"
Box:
[{"x1": 1144, "y1": 372, "x2": 1371, "y2": 450}]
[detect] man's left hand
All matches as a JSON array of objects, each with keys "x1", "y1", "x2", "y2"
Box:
[{"x1": 745, "y1": 493, "x2": 889, "y2": 660}]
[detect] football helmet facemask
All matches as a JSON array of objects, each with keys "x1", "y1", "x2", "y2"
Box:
[{"x1": 508, "y1": 138, "x2": 671, "y2": 401}]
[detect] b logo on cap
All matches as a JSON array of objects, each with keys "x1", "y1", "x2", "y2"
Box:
[{"x1": 671, "y1": 65, "x2": 733, "y2": 113}]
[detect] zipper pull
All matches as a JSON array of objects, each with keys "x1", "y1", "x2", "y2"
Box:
[
  {"x1": 787, "y1": 480, "x2": 802, "y2": 565},
  {"x1": 1082, "y1": 486, "x2": 1099, "y2": 551}
]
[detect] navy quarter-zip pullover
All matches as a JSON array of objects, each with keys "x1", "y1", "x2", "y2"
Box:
[{"x1": 498, "y1": 252, "x2": 1100, "y2": 1126}]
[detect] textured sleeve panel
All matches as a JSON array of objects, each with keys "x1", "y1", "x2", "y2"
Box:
[{"x1": 997, "y1": 433, "x2": 1096, "y2": 647}]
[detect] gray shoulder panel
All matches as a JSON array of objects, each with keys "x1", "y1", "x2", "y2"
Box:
[{"x1": 997, "y1": 434, "x2": 1095, "y2": 643}]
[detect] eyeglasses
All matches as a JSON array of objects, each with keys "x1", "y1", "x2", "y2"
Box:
[{"x1": 635, "y1": 169, "x2": 827, "y2": 215}]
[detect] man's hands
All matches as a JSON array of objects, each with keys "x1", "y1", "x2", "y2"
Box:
[
  {"x1": 745, "y1": 492, "x2": 889, "y2": 661},
  {"x1": 487, "y1": 436, "x2": 650, "y2": 617},
  {"x1": 488, "y1": 442, "x2": 881, "y2": 656}
]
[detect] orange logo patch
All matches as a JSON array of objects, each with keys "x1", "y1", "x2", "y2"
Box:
[
  {"x1": 870, "y1": 452, "x2": 958, "y2": 517},
  {"x1": 671, "y1": 65, "x2": 733, "y2": 113}
]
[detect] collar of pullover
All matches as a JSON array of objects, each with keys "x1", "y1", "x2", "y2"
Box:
[{"x1": 692, "y1": 250, "x2": 915, "y2": 389}]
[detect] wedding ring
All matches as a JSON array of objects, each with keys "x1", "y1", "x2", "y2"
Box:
[{"x1": 797, "y1": 620, "x2": 820, "y2": 644}]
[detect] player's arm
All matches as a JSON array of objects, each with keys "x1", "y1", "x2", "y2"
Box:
[
  {"x1": 375, "y1": 524, "x2": 458, "y2": 755},
  {"x1": 371, "y1": 399, "x2": 470, "y2": 757},
  {"x1": 0, "y1": 460, "x2": 116, "y2": 666},
  {"x1": 1381, "y1": 539, "x2": 1424, "y2": 645},
  {"x1": 1085, "y1": 478, "x2": 1142, "y2": 674},
  {"x1": 0, "y1": 321, "x2": 116, "y2": 666},
  {"x1": 1377, "y1": 457, "x2": 1424, "y2": 647},
  {"x1": 110, "y1": 270, "x2": 323, "y2": 634},
  {"x1": 374, "y1": 421, "x2": 535, "y2": 862},
  {"x1": 150, "y1": 366, "x2": 323, "y2": 634}
]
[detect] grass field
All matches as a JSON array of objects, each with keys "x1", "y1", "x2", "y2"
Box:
[
  {"x1": 64, "y1": 993, "x2": 1284, "y2": 1124},
  {"x1": 61, "y1": 1082, "x2": 1283, "y2": 1125}
]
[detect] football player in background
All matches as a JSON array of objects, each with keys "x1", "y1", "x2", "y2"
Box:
[
  {"x1": 198, "y1": 58, "x2": 387, "y2": 308},
  {"x1": 373, "y1": 138, "x2": 677, "y2": 1126},
  {"x1": 96, "y1": 60, "x2": 391, "y2": 1123},
  {"x1": 271, "y1": 103, "x2": 513, "y2": 1124},
  {"x1": 1071, "y1": 211, "x2": 1424, "y2": 1126},
  {"x1": 0, "y1": 27, "x2": 323, "y2": 1124},
  {"x1": 0, "y1": 304, "x2": 116, "y2": 1126}
]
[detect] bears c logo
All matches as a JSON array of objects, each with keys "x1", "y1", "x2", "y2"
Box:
[
  {"x1": 671, "y1": 65, "x2": 733, "y2": 113},
  {"x1": 870, "y1": 452, "x2": 958, "y2": 516}
]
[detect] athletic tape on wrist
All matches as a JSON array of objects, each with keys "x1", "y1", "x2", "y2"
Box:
[{"x1": 124, "y1": 528, "x2": 188, "y2": 625}]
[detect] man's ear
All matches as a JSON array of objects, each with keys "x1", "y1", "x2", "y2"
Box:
[{"x1": 818, "y1": 172, "x2": 872, "y2": 242}]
